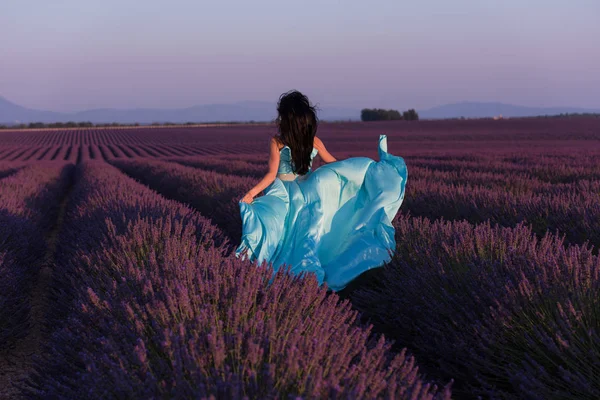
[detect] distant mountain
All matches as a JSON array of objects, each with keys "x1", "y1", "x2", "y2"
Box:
[
  {"x1": 419, "y1": 101, "x2": 600, "y2": 119},
  {"x1": 3, "y1": 96, "x2": 598, "y2": 124},
  {"x1": 0, "y1": 96, "x2": 360, "y2": 124},
  {"x1": 0, "y1": 96, "x2": 65, "y2": 123}
]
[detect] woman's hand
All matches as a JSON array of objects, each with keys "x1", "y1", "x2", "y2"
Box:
[{"x1": 240, "y1": 192, "x2": 255, "y2": 204}]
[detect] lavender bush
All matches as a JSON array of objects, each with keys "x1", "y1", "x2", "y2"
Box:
[
  {"x1": 403, "y1": 177, "x2": 600, "y2": 252},
  {"x1": 112, "y1": 159, "x2": 254, "y2": 240},
  {"x1": 350, "y1": 215, "x2": 600, "y2": 398},
  {"x1": 44, "y1": 161, "x2": 227, "y2": 325},
  {"x1": 408, "y1": 153, "x2": 600, "y2": 184}
]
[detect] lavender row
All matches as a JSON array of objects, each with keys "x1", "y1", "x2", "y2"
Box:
[
  {"x1": 2, "y1": 117, "x2": 600, "y2": 147},
  {"x1": 169, "y1": 156, "x2": 267, "y2": 178},
  {"x1": 0, "y1": 163, "x2": 22, "y2": 181},
  {"x1": 27, "y1": 162, "x2": 451, "y2": 399},
  {"x1": 407, "y1": 165, "x2": 600, "y2": 197},
  {"x1": 0, "y1": 145, "x2": 225, "y2": 162},
  {"x1": 404, "y1": 178, "x2": 600, "y2": 251},
  {"x1": 112, "y1": 159, "x2": 254, "y2": 241},
  {"x1": 408, "y1": 154, "x2": 600, "y2": 184},
  {"x1": 0, "y1": 163, "x2": 73, "y2": 349},
  {"x1": 347, "y1": 215, "x2": 600, "y2": 399}
]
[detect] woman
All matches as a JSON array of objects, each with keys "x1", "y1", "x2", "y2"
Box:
[{"x1": 236, "y1": 90, "x2": 407, "y2": 291}]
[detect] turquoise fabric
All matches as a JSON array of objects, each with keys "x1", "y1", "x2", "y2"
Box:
[
  {"x1": 277, "y1": 145, "x2": 319, "y2": 174},
  {"x1": 236, "y1": 134, "x2": 408, "y2": 291}
]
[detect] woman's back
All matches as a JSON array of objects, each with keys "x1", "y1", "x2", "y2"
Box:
[{"x1": 277, "y1": 145, "x2": 319, "y2": 177}]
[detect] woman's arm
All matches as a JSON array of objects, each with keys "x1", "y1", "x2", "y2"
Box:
[
  {"x1": 240, "y1": 137, "x2": 280, "y2": 203},
  {"x1": 314, "y1": 136, "x2": 337, "y2": 163}
]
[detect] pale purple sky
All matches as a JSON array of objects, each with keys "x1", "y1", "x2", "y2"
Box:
[{"x1": 1, "y1": 0, "x2": 599, "y2": 112}]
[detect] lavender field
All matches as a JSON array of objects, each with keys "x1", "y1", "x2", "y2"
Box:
[{"x1": 0, "y1": 117, "x2": 599, "y2": 399}]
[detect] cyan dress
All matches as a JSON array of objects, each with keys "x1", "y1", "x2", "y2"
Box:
[{"x1": 236, "y1": 134, "x2": 408, "y2": 292}]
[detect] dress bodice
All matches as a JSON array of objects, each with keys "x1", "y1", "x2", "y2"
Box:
[{"x1": 278, "y1": 146, "x2": 319, "y2": 175}]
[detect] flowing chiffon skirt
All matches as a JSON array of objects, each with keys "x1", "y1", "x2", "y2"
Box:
[{"x1": 236, "y1": 134, "x2": 408, "y2": 291}]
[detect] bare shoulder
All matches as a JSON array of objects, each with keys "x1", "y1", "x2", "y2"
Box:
[{"x1": 271, "y1": 136, "x2": 284, "y2": 150}]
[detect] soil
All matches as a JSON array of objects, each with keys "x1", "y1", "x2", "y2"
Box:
[{"x1": 0, "y1": 184, "x2": 72, "y2": 399}]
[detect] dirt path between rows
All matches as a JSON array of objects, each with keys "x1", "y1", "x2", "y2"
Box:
[{"x1": 0, "y1": 184, "x2": 72, "y2": 399}]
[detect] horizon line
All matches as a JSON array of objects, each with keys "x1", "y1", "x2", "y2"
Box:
[{"x1": 2, "y1": 95, "x2": 600, "y2": 114}]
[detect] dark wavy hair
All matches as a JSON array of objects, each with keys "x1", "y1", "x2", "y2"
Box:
[{"x1": 275, "y1": 90, "x2": 319, "y2": 176}]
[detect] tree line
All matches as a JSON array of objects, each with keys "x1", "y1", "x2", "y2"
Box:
[
  {"x1": 360, "y1": 108, "x2": 419, "y2": 121},
  {"x1": 0, "y1": 121, "x2": 124, "y2": 129}
]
